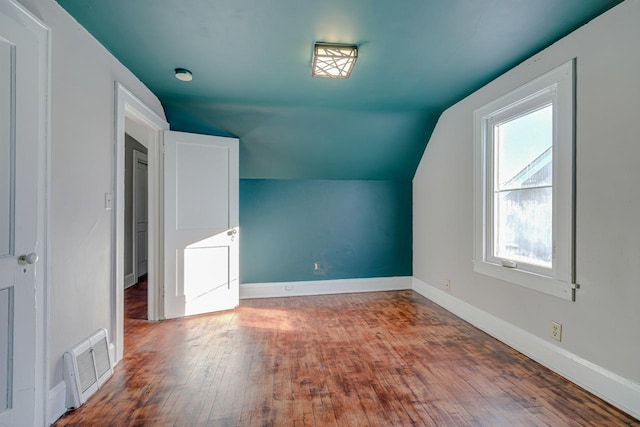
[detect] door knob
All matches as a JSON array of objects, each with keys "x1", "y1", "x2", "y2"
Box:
[{"x1": 18, "y1": 252, "x2": 39, "y2": 265}]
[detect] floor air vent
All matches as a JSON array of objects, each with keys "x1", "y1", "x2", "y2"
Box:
[{"x1": 63, "y1": 328, "x2": 114, "y2": 409}]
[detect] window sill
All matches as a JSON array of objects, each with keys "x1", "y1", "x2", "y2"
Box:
[{"x1": 473, "y1": 260, "x2": 575, "y2": 301}]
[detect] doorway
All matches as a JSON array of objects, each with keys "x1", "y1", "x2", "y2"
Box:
[
  {"x1": 124, "y1": 139, "x2": 148, "y2": 290},
  {"x1": 113, "y1": 85, "x2": 239, "y2": 361},
  {"x1": 113, "y1": 83, "x2": 168, "y2": 363},
  {"x1": 124, "y1": 137, "x2": 148, "y2": 321}
]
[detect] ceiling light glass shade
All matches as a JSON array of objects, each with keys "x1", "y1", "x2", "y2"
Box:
[
  {"x1": 175, "y1": 68, "x2": 193, "y2": 81},
  {"x1": 312, "y1": 43, "x2": 358, "y2": 79}
]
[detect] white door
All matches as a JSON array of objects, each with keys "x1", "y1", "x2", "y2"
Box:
[
  {"x1": 164, "y1": 131, "x2": 239, "y2": 319},
  {"x1": 134, "y1": 151, "x2": 148, "y2": 278},
  {"x1": 0, "y1": 1, "x2": 43, "y2": 425}
]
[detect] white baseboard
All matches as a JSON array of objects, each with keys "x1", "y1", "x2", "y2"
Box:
[
  {"x1": 124, "y1": 273, "x2": 136, "y2": 289},
  {"x1": 412, "y1": 277, "x2": 640, "y2": 420},
  {"x1": 240, "y1": 276, "x2": 412, "y2": 299},
  {"x1": 47, "y1": 381, "x2": 67, "y2": 426}
]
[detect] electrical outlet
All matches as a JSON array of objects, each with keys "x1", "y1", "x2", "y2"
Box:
[
  {"x1": 551, "y1": 321, "x2": 562, "y2": 341},
  {"x1": 445, "y1": 279, "x2": 451, "y2": 292},
  {"x1": 313, "y1": 262, "x2": 320, "y2": 271}
]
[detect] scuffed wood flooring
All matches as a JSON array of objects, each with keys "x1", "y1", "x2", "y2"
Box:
[{"x1": 54, "y1": 285, "x2": 638, "y2": 426}]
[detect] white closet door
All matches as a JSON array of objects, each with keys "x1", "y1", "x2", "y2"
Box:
[{"x1": 0, "y1": 1, "x2": 44, "y2": 425}]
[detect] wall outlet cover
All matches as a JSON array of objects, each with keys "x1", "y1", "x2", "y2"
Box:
[{"x1": 551, "y1": 321, "x2": 562, "y2": 341}]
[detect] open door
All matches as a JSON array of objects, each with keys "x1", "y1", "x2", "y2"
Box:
[{"x1": 164, "y1": 131, "x2": 239, "y2": 319}]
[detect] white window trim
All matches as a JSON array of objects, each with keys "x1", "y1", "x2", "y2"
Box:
[{"x1": 473, "y1": 60, "x2": 576, "y2": 301}]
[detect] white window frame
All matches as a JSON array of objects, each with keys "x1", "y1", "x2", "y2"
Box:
[{"x1": 473, "y1": 60, "x2": 576, "y2": 301}]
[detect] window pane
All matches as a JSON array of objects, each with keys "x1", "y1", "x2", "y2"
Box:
[
  {"x1": 496, "y1": 187, "x2": 552, "y2": 267},
  {"x1": 496, "y1": 104, "x2": 553, "y2": 191}
]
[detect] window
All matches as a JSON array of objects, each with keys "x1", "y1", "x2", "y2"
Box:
[{"x1": 473, "y1": 60, "x2": 576, "y2": 301}]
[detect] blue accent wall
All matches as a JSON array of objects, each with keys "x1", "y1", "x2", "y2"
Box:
[{"x1": 240, "y1": 179, "x2": 412, "y2": 283}]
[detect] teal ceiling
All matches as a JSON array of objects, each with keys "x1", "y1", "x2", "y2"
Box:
[{"x1": 58, "y1": 0, "x2": 621, "y2": 180}]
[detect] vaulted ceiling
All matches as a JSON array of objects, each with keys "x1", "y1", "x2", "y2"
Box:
[{"x1": 58, "y1": 0, "x2": 622, "y2": 180}]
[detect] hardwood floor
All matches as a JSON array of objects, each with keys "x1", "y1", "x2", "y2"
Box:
[
  {"x1": 54, "y1": 289, "x2": 638, "y2": 426},
  {"x1": 125, "y1": 275, "x2": 148, "y2": 320}
]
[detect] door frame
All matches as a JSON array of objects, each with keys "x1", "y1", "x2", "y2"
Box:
[
  {"x1": 0, "y1": 0, "x2": 50, "y2": 424},
  {"x1": 113, "y1": 83, "x2": 168, "y2": 362}
]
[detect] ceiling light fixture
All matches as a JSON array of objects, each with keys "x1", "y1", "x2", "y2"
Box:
[
  {"x1": 174, "y1": 68, "x2": 193, "y2": 82},
  {"x1": 311, "y1": 43, "x2": 358, "y2": 79}
]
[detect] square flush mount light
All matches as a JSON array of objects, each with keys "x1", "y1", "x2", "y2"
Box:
[{"x1": 312, "y1": 43, "x2": 358, "y2": 79}]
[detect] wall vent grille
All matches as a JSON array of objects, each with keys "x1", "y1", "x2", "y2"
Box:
[{"x1": 63, "y1": 329, "x2": 114, "y2": 409}]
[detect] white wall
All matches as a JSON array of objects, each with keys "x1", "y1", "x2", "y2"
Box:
[
  {"x1": 414, "y1": 0, "x2": 639, "y2": 386},
  {"x1": 16, "y1": 0, "x2": 165, "y2": 387}
]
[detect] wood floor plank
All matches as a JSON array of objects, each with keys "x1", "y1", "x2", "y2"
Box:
[{"x1": 54, "y1": 283, "x2": 639, "y2": 426}]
